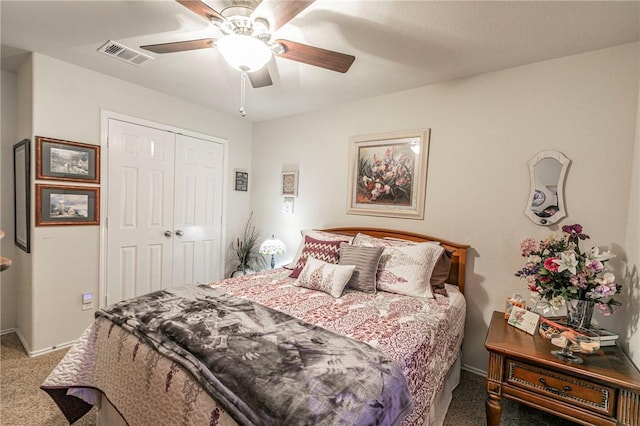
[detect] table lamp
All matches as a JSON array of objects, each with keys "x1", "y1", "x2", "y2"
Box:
[{"x1": 259, "y1": 235, "x2": 287, "y2": 269}]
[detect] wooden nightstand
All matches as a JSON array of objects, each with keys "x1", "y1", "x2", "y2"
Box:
[{"x1": 485, "y1": 311, "x2": 640, "y2": 426}]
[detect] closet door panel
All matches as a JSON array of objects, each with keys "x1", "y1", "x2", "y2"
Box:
[
  {"x1": 106, "y1": 119, "x2": 175, "y2": 305},
  {"x1": 172, "y1": 134, "x2": 224, "y2": 286}
]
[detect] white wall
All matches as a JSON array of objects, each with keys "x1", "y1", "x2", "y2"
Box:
[
  {"x1": 252, "y1": 43, "x2": 640, "y2": 373},
  {"x1": 21, "y1": 53, "x2": 253, "y2": 353},
  {"x1": 625, "y1": 76, "x2": 640, "y2": 367},
  {"x1": 1, "y1": 69, "x2": 18, "y2": 330},
  {"x1": 1, "y1": 57, "x2": 35, "y2": 346}
]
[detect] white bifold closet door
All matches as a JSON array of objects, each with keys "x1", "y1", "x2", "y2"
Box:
[{"x1": 106, "y1": 119, "x2": 224, "y2": 306}]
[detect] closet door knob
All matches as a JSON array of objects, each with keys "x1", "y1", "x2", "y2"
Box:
[
  {"x1": 175, "y1": 229, "x2": 184, "y2": 237},
  {"x1": 164, "y1": 230, "x2": 172, "y2": 238}
]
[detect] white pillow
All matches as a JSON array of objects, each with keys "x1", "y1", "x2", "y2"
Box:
[
  {"x1": 375, "y1": 242, "x2": 444, "y2": 298},
  {"x1": 293, "y1": 257, "x2": 356, "y2": 298}
]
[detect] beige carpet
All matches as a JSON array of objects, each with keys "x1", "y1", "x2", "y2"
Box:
[
  {"x1": 1, "y1": 332, "x2": 577, "y2": 425},
  {"x1": 0, "y1": 333, "x2": 96, "y2": 425}
]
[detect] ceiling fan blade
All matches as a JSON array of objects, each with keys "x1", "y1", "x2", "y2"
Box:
[
  {"x1": 140, "y1": 38, "x2": 216, "y2": 54},
  {"x1": 176, "y1": 0, "x2": 225, "y2": 23},
  {"x1": 252, "y1": 0, "x2": 315, "y2": 32},
  {"x1": 274, "y1": 39, "x2": 355, "y2": 73},
  {"x1": 248, "y1": 67, "x2": 273, "y2": 88}
]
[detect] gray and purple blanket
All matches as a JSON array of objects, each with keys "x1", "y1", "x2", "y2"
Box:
[{"x1": 60, "y1": 285, "x2": 413, "y2": 425}]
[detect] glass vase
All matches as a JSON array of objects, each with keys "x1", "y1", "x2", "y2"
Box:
[{"x1": 566, "y1": 299, "x2": 595, "y2": 329}]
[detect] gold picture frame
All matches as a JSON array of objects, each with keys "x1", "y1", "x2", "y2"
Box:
[
  {"x1": 36, "y1": 184, "x2": 100, "y2": 226},
  {"x1": 36, "y1": 136, "x2": 100, "y2": 184}
]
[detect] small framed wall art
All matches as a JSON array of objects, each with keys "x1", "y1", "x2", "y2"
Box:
[
  {"x1": 234, "y1": 169, "x2": 248, "y2": 191},
  {"x1": 36, "y1": 184, "x2": 100, "y2": 226},
  {"x1": 281, "y1": 171, "x2": 298, "y2": 196},
  {"x1": 36, "y1": 136, "x2": 100, "y2": 184},
  {"x1": 282, "y1": 197, "x2": 295, "y2": 214}
]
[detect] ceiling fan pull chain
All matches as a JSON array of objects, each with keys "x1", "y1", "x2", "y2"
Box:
[{"x1": 239, "y1": 69, "x2": 247, "y2": 117}]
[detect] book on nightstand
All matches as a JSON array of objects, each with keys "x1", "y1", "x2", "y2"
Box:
[{"x1": 589, "y1": 327, "x2": 619, "y2": 346}]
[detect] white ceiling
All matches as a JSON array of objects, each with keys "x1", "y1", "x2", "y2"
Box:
[{"x1": 2, "y1": 1, "x2": 639, "y2": 122}]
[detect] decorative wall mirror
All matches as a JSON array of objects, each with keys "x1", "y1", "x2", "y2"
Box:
[{"x1": 525, "y1": 150, "x2": 570, "y2": 226}]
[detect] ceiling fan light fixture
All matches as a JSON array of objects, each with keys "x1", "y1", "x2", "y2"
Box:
[{"x1": 217, "y1": 34, "x2": 272, "y2": 72}]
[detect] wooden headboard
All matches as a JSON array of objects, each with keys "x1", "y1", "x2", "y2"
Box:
[{"x1": 321, "y1": 227, "x2": 470, "y2": 294}]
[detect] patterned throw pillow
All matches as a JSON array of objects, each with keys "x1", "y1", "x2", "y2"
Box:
[
  {"x1": 294, "y1": 257, "x2": 356, "y2": 298},
  {"x1": 288, "y1": 235, "x2": 343, "y2": 278},
  {"x1": 352, "y1": 234, "x2": 444, "y2": 298},
  {"x1": 284, "y1": 230, "x2": 353, "y2": 270},
  {"x1": 338, "y1": 244, "x2": 384, "y2": 294},
  {"x1": 353, "y1": 233, "x2": 451, "y2": 297}
]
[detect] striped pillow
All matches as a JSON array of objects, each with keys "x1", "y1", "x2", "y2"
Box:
[
  {"x1": 288, "y1": 236, "x2": 342, "y2": 278},
  {"x1": 339, "y1": 244, "x2": 384, "y2": 293}
]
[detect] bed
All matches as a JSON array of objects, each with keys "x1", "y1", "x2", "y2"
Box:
[{"x1": 42, "y1": 227, "x2": 469, "y2": 426}]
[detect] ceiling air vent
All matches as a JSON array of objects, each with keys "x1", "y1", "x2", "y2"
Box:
[{"x1": 97, "y1": 40, "x2": 153, "y2": 67}]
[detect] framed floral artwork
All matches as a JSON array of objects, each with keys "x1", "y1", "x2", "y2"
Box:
[
  {"x1": 36, "y1": 184, "x2": 100, "y2": 226},
  {"x1": 347, "y1": 129, "x2": 430, "y2": 219},
  {"x1": 36, "y1": 136, "x2": 100, "y2": 183}
]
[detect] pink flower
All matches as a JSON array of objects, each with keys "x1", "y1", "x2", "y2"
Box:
[
  {"x1": 586, "y1": 259, "x2": 604, "y2": 271},
  {"x1": 594, "y1": 284, "x2": 615, "y2": 297},
  {"x1": 527, "y1": 282, "x2": 541, "y2": 293},
  {"x1": 596, "y1": 302, "x2": 612, "y2": 316},
  {"x1": 569, "y1": 274, "x2": 588, "y2": 289},
  {"x1": 544, "y1": 257, "x2": 560, "y2": 272},
  {"x1": 395, "y1": 176, "x2": 407, "y2": 186},
  {"x1": 520, "y1": 238, "x2": 537, "y2": 257}
]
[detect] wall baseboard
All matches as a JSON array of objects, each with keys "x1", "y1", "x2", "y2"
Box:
[
  {"x1": 2, "y1": 328, "x2": 76, "y2": 357},
  {"x1": 29, "y1": 339, "x2": 76, "y2": 357},
  {"x1": 14, "y1": 329, "x2": 31, "y2": 355},
  {"x1": 462, "y1": 364, "x2": 487, "y2": 377}
]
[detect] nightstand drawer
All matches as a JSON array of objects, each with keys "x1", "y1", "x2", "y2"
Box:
[{"x1": 506, "y1": 360, "x2": 615, "y2": 416}]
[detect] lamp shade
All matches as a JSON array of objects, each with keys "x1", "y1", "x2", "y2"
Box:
[
  {"x1": 216, "y1": 34, "x2": 272, "y2": 72},
  {"x1": 259, "y1": 236, "x2": 286, "y2": 255}
]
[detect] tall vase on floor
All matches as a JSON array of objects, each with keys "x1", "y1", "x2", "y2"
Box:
[{"x1": 566, "y1": 299, "x2": 595, "y2": 329}]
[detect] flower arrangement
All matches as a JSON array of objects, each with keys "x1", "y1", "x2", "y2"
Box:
[{"x1": 515, "y1": 224, "x2": 621, "y2": 316}]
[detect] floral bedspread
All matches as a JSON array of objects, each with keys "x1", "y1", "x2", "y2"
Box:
[{"x1": 41, "y1": 269, "x2": 465, "y2": 426}]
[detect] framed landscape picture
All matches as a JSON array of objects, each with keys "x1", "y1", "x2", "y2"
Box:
[
  {"x1": 36, "y1": 136, "x2": 100, "y2": 183},
  {"x1": 36, "y1": 184, "x2": 100, "y2": 226},
  {"x1": 347, "y1": 129, "x2": 430, "y2": 219}
]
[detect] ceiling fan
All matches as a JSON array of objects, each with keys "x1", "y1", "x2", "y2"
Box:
[{"x1": 140, "y1": 0, "x2": 356, "y2": 92}]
